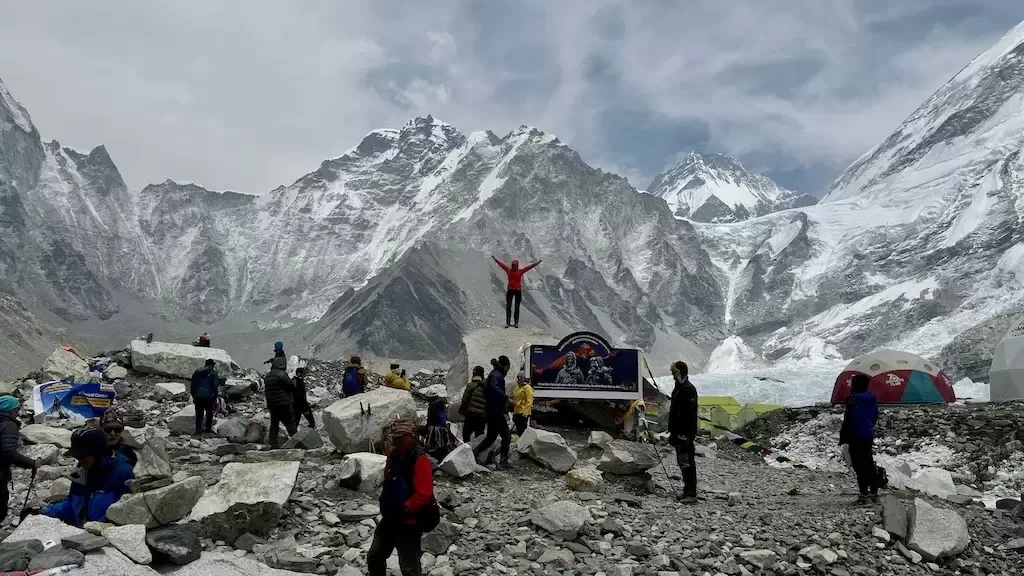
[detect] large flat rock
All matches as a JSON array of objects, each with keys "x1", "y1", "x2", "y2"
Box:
[
  {"x1": 3, "y1": 515, "x2": 85, "y2": 543},
  {"x1": 20, "y1": 424, "x2": 73, "y2": 448},
  {"x1": 189, "y1": 462, "x2": 299, "y2": 521},
  {"x1": 42, "y1": 348, "x2": 89, "y2": 381},
  {"x1": 321, "y1": 387, "x2": 416, "y2": 453},
  {"x1": 68, "y1": 547, "x2": 160, "y2": 576},
  {"x1": 130, "y1": 340, "x2": 233, "y2": 379},
  {"x1": 168, "y1": 552, "x2": 317, "y2": 575}
]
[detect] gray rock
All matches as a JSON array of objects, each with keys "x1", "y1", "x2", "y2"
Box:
[
  {"x1": 22, "y1": 444, "x2": 60, "y2": 466},
  {"x1": 234, "y1": 532, "x2": 265, "y2": 552},
  {"x1": 102, "y1": 524, "x2": 152, "y2": 565},
  {"x1": 883, "y1": 496, "x2": 908, "y2": 540},
  {"x1": 45, "y1": 477, "x2": 72, "y2": 503},
  {"x1": 27, "y1": 545, "x2": 85, "y2": 571},
  {"x1": 264, "y1": 553, "x2": 319, "y2": 572},
  {"x1": 130, "y1": 340, "x2": 233, "y2": 379},
  {"x1": 0, "y1": 539, "x2": 43, "y2": 571},
  {"x1": 106, "y1": 475, "x2": 207, "y2": 527},
  {"x1": 588, "y1": 431, "x2": 614, "y2": 449},
  {"x1": 530, "y1": 501, "x2": 592, "y2": 539},
  {"x1": 516, "y1": 428, "x2": 577, "y2": 472},
  {"x1": 566, "y1": 465, "x2": 604, "y2": 493},
  {"x1": 740, "y1": 549, "x2": 777, "y2": 568},
  {"x1": 321, "y1": 387, "x2": 417, "y2": 453},
  {"x1": 538, "y1": 548, "x2": 575, "y2": 564},
  {"x1": 146, "y1": 524, "x2": 202, "y2": 565},
  {"x1": 597, "y1": 440, "x2": 659, "y2": 475},
  {"x1": 171, "y1": 551, "x2": 319, "y2": 575},
  {"x1": 201, "y1": 501, "x2": 284, "y2": 543},
  {"x1": 439, "y1": 443, "x2": 478, "y2": 478},
  {"x1": 61, "y1": 532, "x2": 110, "y2": 553},
  {"x1": 189, "y1": 461, "x2": 298, "y2": 524},
  {"x1": 42, "y1": 348, "x2": 89, "y2": 381},
  {"x1": 104, "y1": 364, "x2": 128, "y2": 380},
  {"x1": 167, "y1": 404, "x2": 197, "y2": 436},
  {"x1": 337, "y1": 452, "x2": 387, "y2": 494},
  {"x1": 153, "y1": 382, "x2": 188, "y2": 400},
  {"x1": 20, "y1": 424, "x2": 73, "y2": 448},
  {"x1": 422, "y1": 518, "x2": 458, "y2": 555},
  {"x1": 907, "y1": 498, "x2": 970, "y2": 561},
  {"x1": 3, "y1": 514, "x2": 85, "y2": 543},
  {"x1": 281, "y1": 428, "x2": 324, "y2": 450},
  {"x1": 134, "y1": 434, "x2": 173, "y2": 481},
  {"x1": 223, "y1": 379, "x2": 258, "y2": 399},
  {"x1": 214, "y1": 417, "x2": 253, "y2": 443}
]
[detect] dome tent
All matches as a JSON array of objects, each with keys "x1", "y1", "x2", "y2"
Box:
[
  {"x1": 831, "y1": 349, "x2": 956, "y2": 404},
  {"x1": 989, "y1": 317, "x2": 1024, "y2": 402}
]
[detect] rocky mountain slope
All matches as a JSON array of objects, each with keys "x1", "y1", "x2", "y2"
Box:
[{"x1": 647, "y1": 152, "x2": 816, "y2": 223}]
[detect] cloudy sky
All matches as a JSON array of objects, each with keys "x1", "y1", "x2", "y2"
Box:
[{"x1": 2, "y1": 1, "x2": 1023, "y2": 196}]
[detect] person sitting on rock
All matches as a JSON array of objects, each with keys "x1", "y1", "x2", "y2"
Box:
[
  {"x1": 492, "y1": 255, "x2": 541, "y2": 328},
  {"x1": 668, "y1": 361, "x2": 699, "y2": 504},
  {"x1": 473, "y1": 356, "x2": 513, "y2": 470},
  {"x1": 368, "y1": 419, "x2": 434, "y2": 576},
  {"x1": 512, "y1": 371, "x2": 534, "y2": 437},
  {"x1": 840, "y1": 373, "x2": 879, "y2": 504},
  {"x1": 100, "y1": 410, "x2": 137, "y2": 467},
  {"x1": 342, "y1": 356, "x2": 368, "y2": 397},
  {"x1": 422, "y1": 398, "x2": 455, "y2": 460},
  {"x1": 458, "y1": 366, "x2": 488, "y2": 442},
  {"x1": 43, "y1": 427, "x2": 134, "y2": 527},
  {"x1": 190, "y1": 359, "x2": 219, "y2": 436},
  {"x1": 292, "y1": 366, "x2": 315, "y2": 428},
  {"x1": 194, "y1": 332, "x2": 211, "y2": 347},
  {"x1": 265, "y1": 356, "x2": 298, "y2": 447},
  {"x1": 384, "y1": 363, "x2": 411, "y2": 391},
  {"x1": 0, "y1": 396, "x2": 41, "y2": 523}
]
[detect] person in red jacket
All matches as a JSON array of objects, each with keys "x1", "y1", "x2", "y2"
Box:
[
  {"x1": 492, "y1": 255, "x2": 541, "y2": 328},
  {"x1": 368, "y1": 419, "x2": 434, "y2": 576}
]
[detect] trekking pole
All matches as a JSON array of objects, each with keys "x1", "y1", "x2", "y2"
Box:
[{"x1": 17, "y1": 467, "x2": 38, "y2": 523}]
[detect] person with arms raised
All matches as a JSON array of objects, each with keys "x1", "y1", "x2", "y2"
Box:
[{"x1": 492, "y1": 256, "x2": 541, "y2": 328}]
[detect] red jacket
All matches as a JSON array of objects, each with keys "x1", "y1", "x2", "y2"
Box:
[{"x1": 493, "y1": 257, "x2": 540, "y2": 291}]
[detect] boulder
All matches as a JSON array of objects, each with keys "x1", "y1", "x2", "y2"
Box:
[
  {"x1": 20, "y1": 424, "x2": 73, "y2": 448},
  {"x1": 67, "y1": 547, "x2": 161, "y2": 576},
  {"x1": 0, "y1": 540, "x2": 43, "y2": 572},
  {"x1": 337, "y1": 453, "x2": 387, "y2": 494},
  {"x1": 910, "y1": 468, "x2": 958, "y2": 500},
  {"x1": 321, "y1": 387, "x2": 417, "y2": 453},
  {"x1": 469, "y1": 431, "x2": 501, "y2": 465},
  {"x1": 530, "y1": 501, "x2": 592, "y2": 539},
  {"x1": 168, "y1": 551, "x2": 320, "y2": 576},
  {"x1": 223, "y1": 379, "x2": 257, "y2": 399},
  {"x1": 516, "y1": 428, "x2": 577, "y2": 473},
  {"x1": 907, "y1": 498, "x2": 970, "y2": 561},
  {"x1": 146, "y1": 524, "x2": 202, "y2": 565},
  {"x1": 597, "y1": 440, "x2": 659, "y2": 475},
  {"x1": 154, "y1": 382, "x2": 188, "y2": 400},
  {"x1": 134, "y1": 434, "x2": 173, "y2": 481},
  {"x1": 42, "y1": 348, "x2": 89, "y2": 381},
  {"x1": 588, "y1": 431, "x2": 614, "y2": 449},
  {"x1": 882, "y1": 496, "x2": 908, "y2": 541},
  {"x1": 214, "y1": 416, "x2": 253, "y2": 443},
  {"x1": 3, "y1": 514, "x2": 86, "y2": 543},
  {"x1": 104, "y1": 364, "x2": 129, "y2": 380},
  {"x1": 106, "y1": 476, "x2": 207, "y2": 527},
  {"x1": 22, "y1": 443, "x2": 60, "y2": 466},
  {"x1": 439, "y1": 443, "x2": 477, "y2": 478},
  {"x1": 61, "y1": 532, "x2": 110, "y2": 553},
  {"x1": 27, "y1": 546, "x2": 85, "y2": 571},
  {"x1": 566, "y1": 466, "x2": 604, "y2": 492},
  {"x1": 129, "y1": 340, "x2": 233, "y2": 379},
  {"x1": 415, "y1": 384, "x2": 448, "y2": 399},
  {"x1": 168, "y1": 404, "x2": 197, "y2": 436},
  {"x1": 189, "y1": 462, "x2": 299, "y2": 540},
  {"x1": 45, "y1": 477, "x2": 72, "y2": 503},
  {"x1": 282, "y1": 428, "x2": 325, "y2": 450},
  {"x1": 102, "y1": 524, "x2": 152, "y2": 565}
]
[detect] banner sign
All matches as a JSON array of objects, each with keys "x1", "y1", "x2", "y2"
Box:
[
  {"x1": 33, "y1": 380, "x2": 116, "y2": 423},
  {"x1": 528, "y1": 331, "x2": 642, "y2": 399}
]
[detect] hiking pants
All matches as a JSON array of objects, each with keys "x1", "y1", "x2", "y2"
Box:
[
  {"x1": 505, "y1": 289, "x2": 522, "y2": 326},
  {"x1": 676, "y1": 444, "x2": 697, "y2": 497},
  {"x1": 513, "y1": 414, "x2": 529, "y2": 436},
  {"x1": 462, "y1": 414, "x2": 486, "y2": 442},
  {"x1": 368, "y1": 518, "x2": 422, "y2": 576},
  {"x1": 849, "y1": 437, "x2": 878, "y2": 495},
  {"x1": 194, "y1": 398, "x2": 215, "y2": 433},
  {"x1": 475, "y1": 413, "x2": 511, "y2": 460},
  {"x1": 293, "y1": 403, "x2": 315, "y2": 428},
  {"x1": 0, "y1": 483, "x2": 9, "y2": 523},
  {"x1": 269, "y1": 405, "x2": 298, "y2": 447}
]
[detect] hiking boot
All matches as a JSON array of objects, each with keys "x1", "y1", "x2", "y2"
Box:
[
  {"x1": 498, "y1": 458, "x2": 513, "y2": 470},
  {"x1": 505, "y1": 324, "x2": 511, "y2": 329},
  {"x1": 853, "y1": 495, "x2": 871, "y2": 506},
  {"x1": 514, "y1": 323, "x2": 519, "y2": 328},
  {"x1": 678, "y1": 495, "x2": 698, "y2": 505}
]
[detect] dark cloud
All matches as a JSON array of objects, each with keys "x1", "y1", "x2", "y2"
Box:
[{"x1": 0, "y1": 0, "x2": 1021, "y2": 196}]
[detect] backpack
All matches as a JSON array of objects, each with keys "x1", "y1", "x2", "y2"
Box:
[
  {"x1": 343, "y1": 367, "x2": 363, "y2": 396},
  {"x1": 379, "y1": 446, "x2": 441, "y2": 532}
]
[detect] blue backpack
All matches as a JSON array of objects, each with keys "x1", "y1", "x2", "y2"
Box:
[{"x1": 343, "y1": 367, "x2": 363, "y2": 396}]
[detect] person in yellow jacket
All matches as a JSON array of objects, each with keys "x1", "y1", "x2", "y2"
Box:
[
  {"x1": 383, "y1": 363, "x2": 411, "y2": 391},
  {"x1": 511, "y1": 371, "x2": 534, "y2": 436}
]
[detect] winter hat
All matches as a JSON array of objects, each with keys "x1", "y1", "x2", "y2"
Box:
[
  {"x1": 100, "y1": 409, "x2": 124, "y2": 428},
  {"x1": 517, "y1": 371, "x2": 528, "y2": 384},
  {"x1": 0, "y1": 396, "x2": 19, "y2": 412},
  {"x1": 274, "y1": 341, "x2": 284, "y2": 352},
  {"x1": 205, "y1": 358, "x2": 216, "y2": 366},
  {"x1": 390, "y1": 419, "x2": 418, "y2": 438},
  {"x1": 68, "y1": 427, "x2": 110, "y2": 459}
]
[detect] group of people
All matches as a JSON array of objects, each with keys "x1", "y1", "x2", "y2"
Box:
[{"x1": 457, "y1": 355, "x2": 535, "y2": 470}]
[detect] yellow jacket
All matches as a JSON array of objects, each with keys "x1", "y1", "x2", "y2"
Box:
[
  {"x1": 384, "y1": 371, "x2": 411, "y2": 391},
  {"x1": 513, "y1": 383, "x2": 534, "y2": 416}
]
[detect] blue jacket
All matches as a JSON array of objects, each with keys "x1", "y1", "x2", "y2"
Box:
[
  {"x1": 484, "y1": 369, "x2": 508, "y2": 416},
  {"x1": 43, "y1": 452, "x2": 134, "y2": 527},
  {"x1": 840, "y1": 391, "x2": 878, "y2": 443},
  {"x1": 191, "y1": 366, "x2": 220, "y2": 400}
]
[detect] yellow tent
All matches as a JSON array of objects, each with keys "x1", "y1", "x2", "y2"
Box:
[{"x1": 694, "y1": 396, "x2": 782, "y2": 433}]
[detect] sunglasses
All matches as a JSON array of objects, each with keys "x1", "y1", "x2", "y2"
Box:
[{"x1": 103, "y1": 426, "x2": 124, "y2": 434}]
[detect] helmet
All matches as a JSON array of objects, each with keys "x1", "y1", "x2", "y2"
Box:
[{"x1": 69, "y1": 427, "x2": 110, "y2": 459}]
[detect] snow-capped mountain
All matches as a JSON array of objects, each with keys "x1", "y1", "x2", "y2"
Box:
[
  {"x1": 647, "y1": 152, "x2": 816, "y2": 223},
  {"x1": 697, "y1": 21, "x2": 1024, "y2": 380}
]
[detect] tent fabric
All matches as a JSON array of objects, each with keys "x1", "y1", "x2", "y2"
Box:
[
  {"x1": 989, "y1": 319, "x2": 1024, "y2": 401},
  {"x1": 831, "y1": 349, "x2": 956, "y2": 404}
]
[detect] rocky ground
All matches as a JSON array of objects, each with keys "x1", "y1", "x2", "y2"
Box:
[{"x1": 1, "y1": 344, "x2": 1022, "y2": 575}]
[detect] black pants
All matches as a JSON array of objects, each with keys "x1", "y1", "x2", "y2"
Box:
[
  {"x1": 293, "y1": 403, "x2": 315, "y2": 428},
  {"x1": 194, "y1": 398, "x2": 215, "y2": 433},
  {"x1": 475, "y1": 413, "x2": 511, "y2": 460},
  {"x1": 676, "y1": 444, "x2": 697, "y2": 497},
  {"x1": 368, "y1": 518, "x2": 422, "y2": 576},
  {"x1": 505, "y1": 289, "x2": 522, "y2": 326},
  {"x1": 462, "y1": 414, "x2": 486, "y2": 442},
  {"x1": 513, "y1": 414, "x2": 529, "y2": 435},
  {"x1": 0, "y1": 482, "x2": 9, "y2": 523},
  {"x1": 849, "y1": 438, "x2": 878, "y2": 495},
  {"x1": 269, "y1": 405, "x2": 298, "y2": 447}
]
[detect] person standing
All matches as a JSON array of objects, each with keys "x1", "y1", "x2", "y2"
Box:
[
  {"x1": 368, "y1": 419, "x2": 434, "y2": 576},
  {"x1": 264, "y1": 341, "x2": 286, "y2": 365},
  {"x1": 459, "y1": 366, "x2": 487, "y2": 442},
  {"x1": 511, "y1": 371, "x2": 534, "y2": 436},
  {"x1": 492, "y1": 256, "x2": 541, "y2": 328},
  {"x1": 668, "y1": 361, "x2": 698, "y2": 504},
  {"x1": 292, "y1": 366, "x2": 315, "y2": 428},
  {"x1": 264, "y1": 356, "x2": 298, "y2": 447},
  {"x1": 190, "y1": 359, "x2": 219, "y2": 436},
  {"x1": 840, "y1": 373, "x2": 880, "y2": 504},
  {"x1": 473, "y1": 356, "x2": 513, "y2": 470},
  {"x1": 0, "y1": 396, "x2": 40, "y2": 522}
]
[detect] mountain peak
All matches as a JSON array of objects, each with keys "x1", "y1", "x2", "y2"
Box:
[{"x1": 0, "y1": 77, "x2": 36, "y2": 135}]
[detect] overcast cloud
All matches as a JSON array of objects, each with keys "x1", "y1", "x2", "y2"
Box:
[{"x1": 1, "y1": 0, "x2": 1022, "y2": 195}]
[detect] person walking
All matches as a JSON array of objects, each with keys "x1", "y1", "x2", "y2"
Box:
[
  {"x1": 840, "y1": 373, "x2": 880, "y2": 504},
  {"x1": 0, "y1": 396, "x2": 41, "y2": 522},
  {"x1": 668, "y1": 361, "x2": 699, "y2": 504},
  {"x1": 473, "y1": 356, "x2": 513, "y2": 470},
  {"x1": 492, "y1": 256, "x2": 541, "y2": 328},
  {"x1": 43, "y1": 427, "x2": 134, "y2": 527},
  {"x1": 511, "y1": 371, "x2": 534, "y2": 436},
  {"x1": 190, "y1": 359, "x2": 219, "y2": 436},
  {"x1": 458, "y1": 366, "x2": 487, "y2": 442},
  {"x1": 292, "y1": 366, "x2": 315, "y2": 428},
  {"x1": 368, "y1": 419, "x2": 434, "y2": 576},
  {"x1": 264, "y1": 356, "x2": 298, "y2": 447}
]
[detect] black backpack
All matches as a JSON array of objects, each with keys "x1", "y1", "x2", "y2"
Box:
[{"x1": 380, "y1": 445, "x2": 441, "y2": 532}]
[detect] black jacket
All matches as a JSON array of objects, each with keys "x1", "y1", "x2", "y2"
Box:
[
  {"x1": 0, "y1": 412, "x2": 34, "y2": 481},
  {"x1": 460, "y1": 377, "x2": 487, "y2": 416},
  {"x1": 292, "y1": 375, "x2": 311, "y2": 412},
  {"x1": 190, "y1": 366, "x2": 220, "y2": 400},
  {"x1": 264, "y1": 357, "x2": 294, "y2": 408},
  {"x1": 668, "y1": 378, "x2": 698, "y2": 445}
]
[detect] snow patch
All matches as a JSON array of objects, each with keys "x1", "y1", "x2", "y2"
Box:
[{"x1": 705, "y1": 336, "x2": 765, "y2": 373}]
